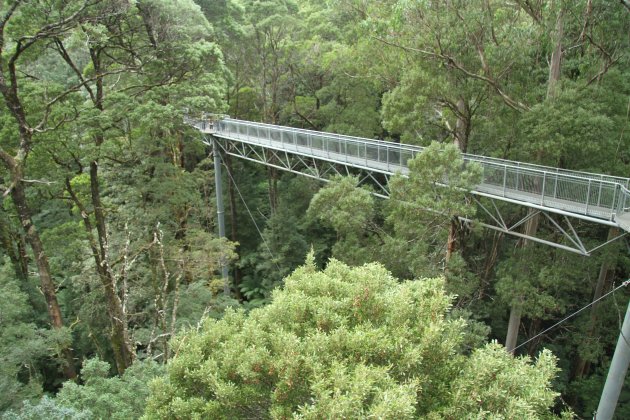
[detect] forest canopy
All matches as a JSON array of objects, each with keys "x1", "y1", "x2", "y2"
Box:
[
  {"x1": 0, "y1": 0, "x2": 629, "y2": 418},
  {"x1": 144, "y1": 257, "x2": 566, "y2": 419}
]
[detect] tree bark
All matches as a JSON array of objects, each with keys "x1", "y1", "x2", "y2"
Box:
[
  {"x1": 11, "y1": 174, "x2": 76, "y2": 379},
  {"x1": 453, "y1": 98, "x2": 470, "y2": 153},
  {"x1": 66, "y1": 172, "x2": 134, "y2": 374},
  {"x1": 0, "y1": 203, "x2": 28, "y2": 281},
  {"x1": 89, "y1": 161, "x2": 135, "y2": 374},
  {"x1": 78, "y1": 47, "x2": 134, "y2": 374},
  {"x1": 505, "y1": 302, "x2": 523, "y2": 353},
  {"x1": 547, "y1": 9, "x2": 564, "y2": 100},
  {"x1": 446, "y1": 98, "x2": 470, "y2": 264},
  {"x1": 505, "y1": 210, "x2": 539, "y2": 353},
  {"x1": 1, "y1": 40, "x2": 76, "y2": 378},
  {"x1": 506, "y1": 6, "x2": 563, "y2": 353}
]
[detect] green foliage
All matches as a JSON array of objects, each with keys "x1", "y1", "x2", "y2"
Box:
[
  {"x1": 389, "y1": 142, "x2": 482, "y2": 220},
  {"x1": 382, "y1": 142, "x2": 481, "y2": 280},
  {"x1": 516, "y1": 82, "x2": 621, "y2": 171},
  {"x1": 144, "y1": 259, "x2": 564, "y2": 418},
  {"x1": 0, "y1": 0, "x2": 628, "y2": 416},
  {"x1": 438, "y1": 343, "x2": 564, "y2": 419},
  {"x1": 0, "y1": 260, "x2": 73, "y2": 412},
  {"x1": 495, "y1": 246, "x2": 593, "y2": 320},
  {"x1": 54, "y1": 359, "x2": 164, "y2": 420},
  {"x1": 307, "y1": 176, "x2": 381, "y2": 267},
  {"x1": 1, "y1": 396, "x2": 91, "y2": 420},
  {"x1": 308, "y1": 176, "x2": 375, "y2": 235}
]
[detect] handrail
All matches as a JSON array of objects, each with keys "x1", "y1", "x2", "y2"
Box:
[
  {"x1": 620, "y1": 185, "x2": 630, "y2": 213},
  {"x1": 185, "y1": 115, "x2": 630, "y2": 224},
  {"x1": 212, "y1": 117, "x2": 629, "y2": 186},
  {"x1": 211, "y1": 117, "x2": 630, "y2": 187}
]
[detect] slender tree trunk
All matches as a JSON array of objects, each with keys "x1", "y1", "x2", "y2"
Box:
[
  {"x1": 506, "y1": 7, "x2": 563, "y2": 353},
  {"x1": 445, "y1": 220, "x2": 458, "y2": 263},
  {"x1": 505, "y1": 304, "x2": 523, "y2": 353},
  {"x1": 90, "y1": 161, "x2": 135, "y2": 373},
  {"x1": 453, "y1": 98, "x2": 470, "y2": 153},
  {"x1": 505, "y1": 210, "x2": 539, "y2": 353},
  {"x1": 446, "y1": 98, "x2": 470, "y2": 264},
  {"x1": 526, "y1": 318, "x2": 543, "y2": 356},
  {"x1": 136, "y1": 1, "x2": 158, "y2": 49},
  {"x1": 11, "y1": 174, "x2": 76, "y2": 379},
  {"x1": 547, "y1": 9, "x2": 564, "y2": 100},
  {"x1": 83, "y1": 47, "x2": 134, "y2": 373},
  {"x1": 66, "y1": 174, "x2": 134, "y2": 374},
  {"x1": 0, "y1": 204, "x2": 28, "y2": 281}
]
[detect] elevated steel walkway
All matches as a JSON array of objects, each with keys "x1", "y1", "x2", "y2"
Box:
[{"x1": 186, "y1": 116, "x2": 630, "y2": 255}]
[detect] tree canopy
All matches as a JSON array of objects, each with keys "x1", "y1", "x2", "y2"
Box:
[
  {"x1": 0, "y1": 0, "x2": 629, "y2": 418},
  {"x1": 144, "y1": 257, "x2": 566, "y2": 419}
]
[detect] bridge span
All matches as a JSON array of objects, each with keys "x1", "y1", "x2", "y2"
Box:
[{"x1": 186, "y1": 116, "x2": 630, "y2": 255}]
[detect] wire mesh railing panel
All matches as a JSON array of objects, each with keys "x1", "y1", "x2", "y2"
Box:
[{"x1": 191, "y1": 117, "x2": 630, "y2": 223}]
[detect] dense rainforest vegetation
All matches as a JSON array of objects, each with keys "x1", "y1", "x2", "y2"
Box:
[{"x1": 0, "y1": 0, "x2": 629, "y2": 418}]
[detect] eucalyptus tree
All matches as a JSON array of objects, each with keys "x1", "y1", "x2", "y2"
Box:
[
  {"x1": 45, "y1": 0, "x2": 227, "y2": 372},
  {"x1": 499, "y1": 0, "x2": 630, "y2": 354},
  {"x1": 0, "y1": 0, "x2": 229, "y2": 377},
  {"x1": 0, "y1": 0, "x2": 118, "y2": 380}
]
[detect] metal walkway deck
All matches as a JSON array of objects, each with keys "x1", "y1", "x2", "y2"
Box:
[{"x1": 186, "y1": 116, "x2": 630, "y2": 255}]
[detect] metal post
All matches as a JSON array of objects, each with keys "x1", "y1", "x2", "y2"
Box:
[
  {"x1": 541, "y1": 172, "x2": 547, "y2": 205},
  {"x1": 586, "y1": 179, "x2": 592, "y2": 214},
  {"x1": 503, "y1": 165, "x2": 507, "y2": 196},
  {"x1": 596, "y1": 299, "x2": 630, "y2": 419},
  {"x1": 212, "y1": 137, "x2": 230, "y2": 294}
]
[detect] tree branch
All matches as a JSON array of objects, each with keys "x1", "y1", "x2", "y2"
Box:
[
  {"x1": 0, "y1": 1, "x2": 22, "y2": 48},
  {"x1": 372, "y1": 35, "x2": 529, "y2": 112},
  {"x1": 0, "y1": 147, "x2": 16, "y2": 171},
  {"x1": 54, "y1": 38, "x2": 96, "y2": 103},
  {"x1": 9, "y1": 0, "x2": 97, "y2": 69}
]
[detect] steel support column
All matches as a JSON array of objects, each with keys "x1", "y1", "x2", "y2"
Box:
[
  {"x1": 596, "y1": 298, "x2": 630, "y2": 419},
  {"x1": 212, "y1": 136, "x2": 230, "y2": 294}
]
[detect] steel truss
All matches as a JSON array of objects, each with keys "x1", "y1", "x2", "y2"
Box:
[
  {"x1": 468, "y1": 196, "x2": 629, "y2": 256},
  {"x1": 205, "y1": 136, "x2": 627, "y2": 256},
  {"x1": 213, "y1": 138, "x2": 393, "y2": 199}
]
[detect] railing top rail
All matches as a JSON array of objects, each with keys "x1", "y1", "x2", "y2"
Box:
[{"x1": 212, "y1": 117, "x2": 630, "y2": 188}]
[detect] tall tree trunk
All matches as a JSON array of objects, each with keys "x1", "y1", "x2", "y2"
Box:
[
  {"x1": 505, "y1": 209, "x2": 540, "y2": 353},
  {"x1": 446, "y1": 98, "x2": 471, "y2": 264},
  {"x1": 505, "y1": 6, "x2": 563, "y2": 353},
  {"x1": 453, "y1": 98, "x2": 470, "y2": 153},
  {"x1": 11, "y1": 173, "x2": 76, "y2": 379},
  {"x1": 80, "y1": 48, "x2": 134, "y2": 373},
  {"x1": 66, "y1": 172, "x2": 134, "y2": 374},
  {"x1": 505, "y1": 304, "x2": 523, "y2": 353},
  {"x1": 547, "y1": 9, "x2": 564, "y2": 100},
  {"x1": 0, "y1": 204, "x2": 28, "y2": 281},
  {"x1": 89, "y1": 161, "x2": 135, "y2": 374}
]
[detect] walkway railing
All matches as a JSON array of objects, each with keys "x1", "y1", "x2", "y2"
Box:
[{"x1": 186, "y1": 116, "x2": 630, "y2": 226}]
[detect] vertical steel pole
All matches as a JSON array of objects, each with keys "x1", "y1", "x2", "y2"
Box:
[
  {"x1": 212, "y1": 136, "x2": 230, "y2": 294},
  {"x1": 596, "y1": 299, "x2": 630, "y2": 420}
]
